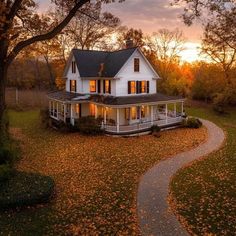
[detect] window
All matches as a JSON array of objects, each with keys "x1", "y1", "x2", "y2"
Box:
[
  {"x1": 131, "y1": 107, "x2": 137, "y2": 120},
  {"x1": 141, "y1": 106, "x2": 147, "y2": 118},
  {"x1": 90, "y1": 104, "x2": 96, "y2": 116},
  {"x1": 128, "y1": 81, "x2": 136, "y2": 94},
  {"x1": 72, "y1": 61, "x2": 76, "y2": 73},
  {"x1": 75, "y1": 104, "x2": 80, "y2": 115},
  {"x1": 104, "y1": 80, "x2": 111, "y2": 94},
  {"x1": 134, "y1": 58, "x2": 140, "y2": 72},
  {"x1": 90, "y1": 80, "x2": 96, "y2": 93},
  {"x1": 70, "y1": 80, "x2": 76, "y2": 92},
  {"x1": 141, "y1": 81, "x2": 146, "y2": 93},
  {"x1": 130, "y1": 81, "x2": 136, "y2": 94}
]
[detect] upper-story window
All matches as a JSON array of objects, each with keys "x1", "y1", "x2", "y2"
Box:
[
  {"x1": 141, "y1": 81, "x2": 147, "y2": 93},
  {"x1": 134, "y1": 58, "x2": 140, "y2": 72},
  {"x1": 90, "y1": 80, "x2": 96, "y2": 93},
  {"x1": 104, "y1": 80, "x2": 111, "y2": 94},
  {"x1": 128, "y1": 80, "x2": 149, "y2": 94},
  {"x1": 128, "y1": 81, "x2": 136, "y2": 94},
  {"x1": 72, "y1": 61, "x2": 76, "y2": 74},
  {"x1": 70, "y1": 80, "x2": 77, "y2": 92}
]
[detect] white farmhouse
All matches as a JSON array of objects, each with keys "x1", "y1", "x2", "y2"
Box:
[{"x1": 48, "y1": 47, "x2": 185, "y2": 135}]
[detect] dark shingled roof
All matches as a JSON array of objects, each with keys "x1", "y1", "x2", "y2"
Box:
[
  {"x1": 72, "y1": 47, "x2": 137, "y2": 77},
  {"x1": 48, "y1": 91, "x2": 184, "y2": 105},
  {"x1": 91, "y1": 93, "x2": 184, "y2": 106}
]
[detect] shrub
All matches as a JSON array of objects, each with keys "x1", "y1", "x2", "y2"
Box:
[
  {"x1": 212, "y1": 93, "x2": 227, "y2": 115},
  {"x1": 74, "y1": 116, "x2": 104, "y2": 135},
  {"x1": 0, "y1": 171, "x2": 55, "y2": 210},
  {"x1": 40, "y1": 108, "x2": 51, "y2": 128},
  {"x1": 182, "y1": 117, "x2": 202, "y2": 129},
  {"x1": 151, "y1": 125, "x2": 161, "y2": 133},
  {"x1": 0, "y1": 165, "x2": 13, "y2": 182},
  {"x1": 0, "y1": 147, "x2": 15, "y2": 165},
  {"x1": 151, "y1": 125, "x2": 161, "y2": 137},
  {"x1": 0, "y1": 111, "x2": 9, "y2": 146}
]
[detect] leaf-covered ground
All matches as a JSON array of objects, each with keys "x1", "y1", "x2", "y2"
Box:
[
  {"x1": 0, "y1": 110, "x2": 207, "y2": 235},
  {"x1": 169, "y1": 106, "x2": 236, "y2": 236}
]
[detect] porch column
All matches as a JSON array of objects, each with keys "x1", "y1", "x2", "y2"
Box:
[
  {"x1": 174, "y1": 103, "x2": 177, "y2": 117},
  {"x1": 150, "y1": 106, "x2": 154, "y2": 125},
  {"x1": 165, "y1": 104, "x2": 168, "y2": 124},
  {"x1": 104, "y1": 107, "x2": 107, "y2": 125},
  {"x1": 56, "y1": 102, "x2": 59, "y2": 119},
  {"x1": 181, "y1": 102, "x2": 184, "y2": 115},
  {"x1": 116, "y1": 108, "x2": 120, "y2": 133},
  {"x1": 52, "y1": 101, "x2": 55, "y2": 117},
  {"x1": 70, "y1": 104, "x2": 74, "y2": 126},
  {"x1": 49, "y1": 101, "x2": 51, "y2": 116},
  {"x1": 64, "y1": 104, "x2": 66, "y2": 123}
]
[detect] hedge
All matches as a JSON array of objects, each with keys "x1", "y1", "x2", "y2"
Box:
[{"x1": 0, "y1": 171, "x2": 55, "y2": 210}]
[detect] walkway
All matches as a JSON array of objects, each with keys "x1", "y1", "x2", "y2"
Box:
[{"x1": 137, "y1": 119, "x2": 225, "y2": 236}]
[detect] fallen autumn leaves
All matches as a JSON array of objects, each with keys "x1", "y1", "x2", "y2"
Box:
[{"x1": 0, "y1": 110, "x2": 207, "y2": 235}]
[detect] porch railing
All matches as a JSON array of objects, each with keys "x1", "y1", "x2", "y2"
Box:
[{"x1": 104, "y1": 116, "x2": 183, "y2": 134}]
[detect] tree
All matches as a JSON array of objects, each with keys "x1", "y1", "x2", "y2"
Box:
[
  {"x1": 147, "y1": 28, "x2": 186, "y2": 79},
  {"x1": 174, "y1": 0, "x2": 236, "y2": 105},
  {"x1": 62, "y1": 2, "x2": 120, "y2": 50},
  {"x1": 116, "y1": 27, "x2": 145, "y2": 49},
  {"x1": 0, "y1": 0, "x2": 123, "y2": 145}
]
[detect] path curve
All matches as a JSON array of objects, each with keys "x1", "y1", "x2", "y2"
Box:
[{"x1": 137, "y1": 119, "x2": 225, "y2": 236}]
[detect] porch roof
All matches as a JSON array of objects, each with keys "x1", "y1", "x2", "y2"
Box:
[
  {"x1": 91, "y1": 93, "x2": 184, "y2": 106},
  {"x1": 47, "y1": 91, "x2": 90, "y2": 102}
]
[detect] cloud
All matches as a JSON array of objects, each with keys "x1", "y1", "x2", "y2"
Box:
[{"x1": 103, "y1": 0, "x2": 202, "y2": 42}]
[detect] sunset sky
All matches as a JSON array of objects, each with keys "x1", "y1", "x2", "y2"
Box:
[{"x1": 37, "y1": 0, "x2": 204, "y2": 62}]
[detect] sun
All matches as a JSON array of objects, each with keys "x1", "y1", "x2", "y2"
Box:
[{"x1": 179, "y1": 42, "x2": 202, "y2": 63}]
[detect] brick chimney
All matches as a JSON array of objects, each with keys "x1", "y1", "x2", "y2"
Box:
[{"x1": 125, "y1": 38, "x2": 134, "y2": 49}]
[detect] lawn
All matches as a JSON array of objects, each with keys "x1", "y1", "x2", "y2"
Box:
[
  {"x1": 0, "y1": 110, "x2": 206, "y2": 235},
  {"x1": 169, "y1": 105, "x2": 236, "y2": 235}
]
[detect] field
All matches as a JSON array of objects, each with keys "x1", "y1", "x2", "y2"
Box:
[
  {"x1": 170, "y1": 105, "x2": 236, "y2": 235},
  {"x1": 0, "y1": 110, "x2": 206, "y2": 235}
]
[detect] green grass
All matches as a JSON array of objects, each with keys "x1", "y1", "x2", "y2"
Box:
[
  {"x1": 0, "y1": 109, "x2": 207, "y2": 235},
  {"x1": 170, "y1": 105, "x2": 236, "y2": 235}
]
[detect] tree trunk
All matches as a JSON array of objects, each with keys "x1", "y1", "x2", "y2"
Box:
[
  {"x1": 44, "y1": 56, "x2": 55, "y2": 90},
  {"x1": 0, "y1": 61, "x2": 8, "y2": 146}
]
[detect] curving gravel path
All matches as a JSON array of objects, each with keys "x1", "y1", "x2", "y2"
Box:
[{"x1": 137, "y1": 119, "x2": 225, "y2": 236}]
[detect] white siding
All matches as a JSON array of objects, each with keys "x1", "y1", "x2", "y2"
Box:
[
  {"x1": 115, "y1": 50, "x2": 157, "y2": 96},
  {"x1": 65, "y1": 55, "x2": 81, "y2": 93}
]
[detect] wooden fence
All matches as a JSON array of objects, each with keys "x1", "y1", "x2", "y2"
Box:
[{"x1": 6, "y1": 88, "x2": 49, "y2": 109}]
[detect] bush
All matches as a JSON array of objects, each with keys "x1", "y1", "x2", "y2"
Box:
[
  {"x1": 40, "y1": 108, "x2": 51, "y2": 128},
  {"x1": 74, "y1": 116, "x2": 104, "y2": 135},
  {"x1": 0, "y1": 171, "x2": 55, "y2": 210},
  {"x1": 151, "y1": 125, "x2": 161, "y2": 133},
  {"x1": 0, "y1": 147, "x2": 15, "y2": 165},
  {"x1": 0, "y1": 111, "x2": 9, "y2": 146},
  {"x1": 182, "y1": 117, "x2": 202, "y2": 129},
  {"x1": 212, "y1": 93, "x2": 227, "y2": 115},
  {"x1": 151, "y1": 125, "x2": 161, "y2": 137},
  {"x1": 0, "y1": 165, "x2": 13, "y2": 182}
]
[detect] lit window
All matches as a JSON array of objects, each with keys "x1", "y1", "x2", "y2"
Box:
[
  {"x1": 131, "y1": 107, "x2": 137, "y2": 120},
  {"x1": 134, "y1": 58, "x2": 140, "y2": 72},
  {"x1": 141, "y1": 81, "x2": 146, "y2": 93},
  {"x1": 75, "y1": 104, "x2": 80, "y2": 115},
  {"x1": 105, "y1": 80, "x2": 111, "y2": 94},
  {"x1": 131, "y1": 81, "x2": 136, "y2": 94},
  {"x1": 70, "y1": 80, "x2": 76, "y2": 92},
  {"x1": 90, "y1": 80, "x2": 96, "y2": 93},
  {"x1": 90, "y1": 104, "x2": 96, "y2": 116},
  {"x1": 141, "y1": 106, "x2": 146, "y2": 118}
]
